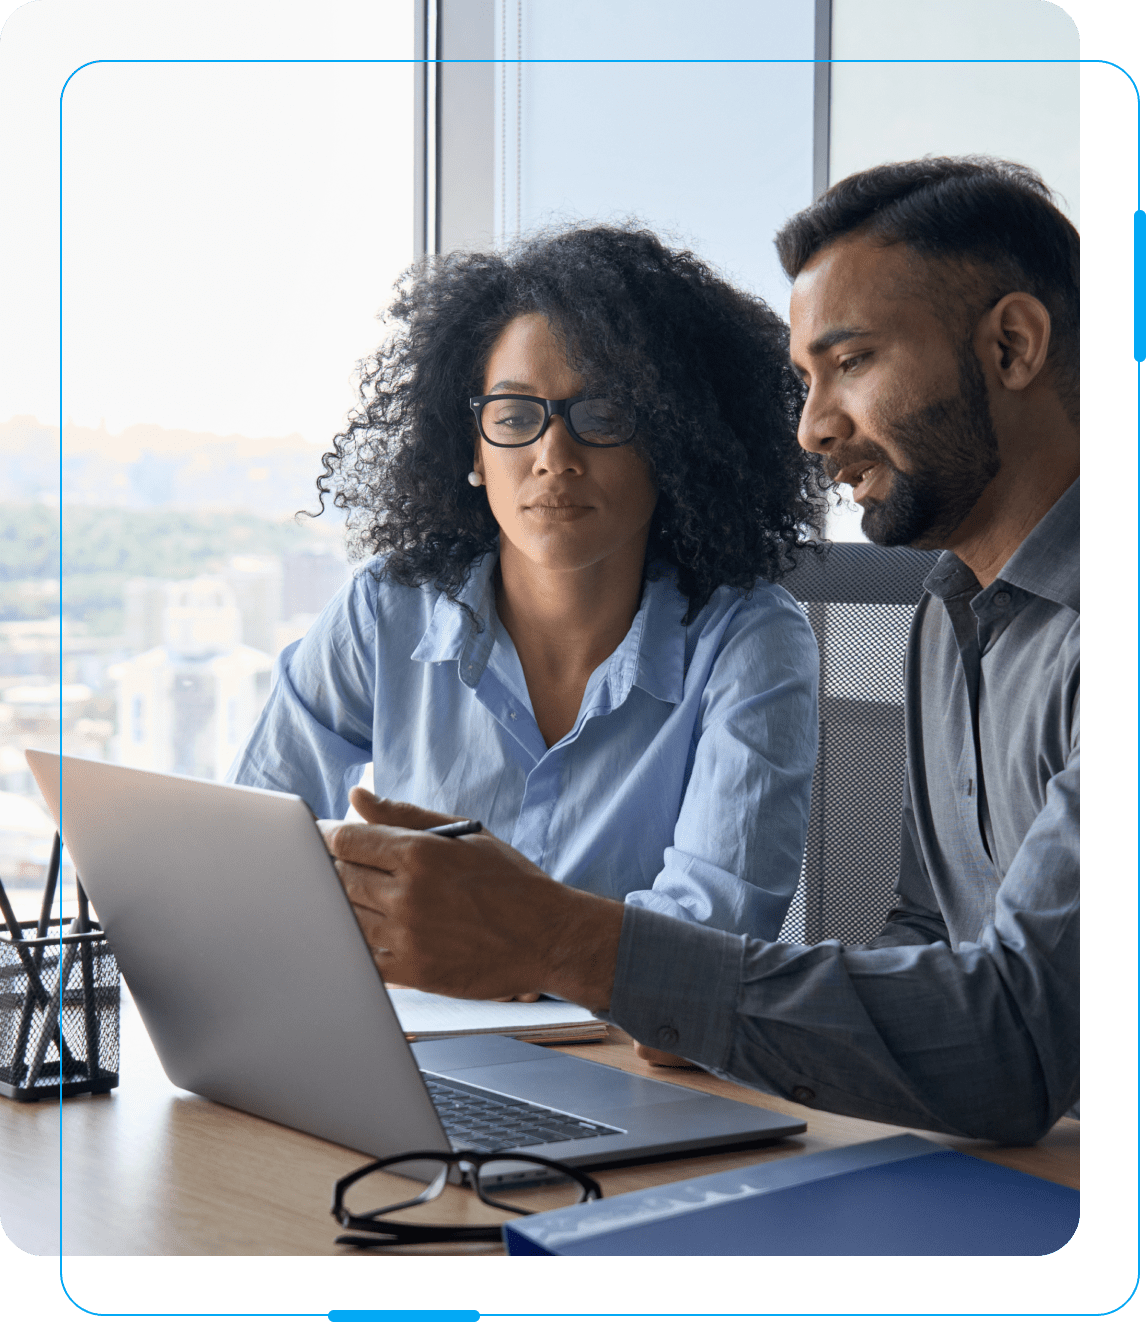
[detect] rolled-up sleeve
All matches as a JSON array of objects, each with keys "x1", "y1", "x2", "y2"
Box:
[
  {"x1": 622, "y1": 590, "x2": 819, "y2": 939},
  {"x1": 608, "y1": 744, "x2": 1079, "y2": 1143}
]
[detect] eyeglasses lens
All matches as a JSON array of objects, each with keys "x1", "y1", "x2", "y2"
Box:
[
  {"x1": 480, "y1": 399, "x2": 547, "y2": 445},
  {"x1": 567, "y1": 398, "x2": 635, "y2": 445},
  {"x1": 346, "y1": 1157, "x2": 583, "y2": 1228},
  {"x1": 478, "y1": 398, "x2": 634, "y2": 446}
]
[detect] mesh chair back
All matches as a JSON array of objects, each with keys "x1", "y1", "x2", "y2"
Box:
[{"x1": 778, "y1": 543, "x2": 941, "y2": 945}]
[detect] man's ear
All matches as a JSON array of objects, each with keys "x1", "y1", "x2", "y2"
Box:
[{"x1": 977, "y1": 292, "x2": 1052, "y2": 392}]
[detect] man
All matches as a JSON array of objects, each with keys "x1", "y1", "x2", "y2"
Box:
[{"x1": 323, "y1": 157, "x2": 1079, "y2": 1145}]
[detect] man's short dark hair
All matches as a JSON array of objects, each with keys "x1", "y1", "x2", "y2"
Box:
[{"x1": 774, "y1": 157, "x2": 1080, "y2": 421}]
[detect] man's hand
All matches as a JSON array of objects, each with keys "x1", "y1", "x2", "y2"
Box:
[
  {"x1": 633, "y1": 1041, "x2": 697, "y2": 1068},
  {"x1": 320, "y1": 788, "x2": 624, "y2": 1015}
]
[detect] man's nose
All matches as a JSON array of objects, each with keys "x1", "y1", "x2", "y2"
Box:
[{"x1": 797, "y1": 384, "x2": 851, "y2": 455}]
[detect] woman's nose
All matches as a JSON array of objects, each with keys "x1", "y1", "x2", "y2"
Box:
[{"x1": 531, "y1": 416, "x2": 584, "y2": 473}]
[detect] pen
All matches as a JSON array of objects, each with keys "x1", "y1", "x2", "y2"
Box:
[
  {"x1": 0, "y1": 872, "x2": 48, "y2": 1006},
  {"x1": 0, "y1": 871, "x2": 44, "y2": 1085},
  {"x1": 36, "y1": 832, "x2": 61, "y2": 944},
  {"x1": 26, "y1": 917, "x2": 82, "y2": 1089},
  {"x1": 76, "y1": 879, "x2": 102, "y2": 1081},
  {"x1": 424, "y1": 819, "x2": 482, "y2": 838},
  {"x1": 2, "y1": 846, "x2": 83, "y2": 1087}
]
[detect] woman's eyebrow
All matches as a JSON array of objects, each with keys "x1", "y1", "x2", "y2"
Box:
[{"x1": 487, "y1": 379, "x2": 534, "y2": 393}]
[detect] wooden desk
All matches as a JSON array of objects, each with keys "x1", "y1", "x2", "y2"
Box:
[{"x1": 0, "y1": 991, "x2": 1079, "y2": 1256}]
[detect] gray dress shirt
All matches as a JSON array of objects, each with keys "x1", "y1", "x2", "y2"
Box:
[{"x1": 609, "y1": 480, "x2": 1079, "y2": 1144}]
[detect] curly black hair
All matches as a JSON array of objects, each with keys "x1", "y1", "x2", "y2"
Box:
[{"x1": 316, "y1": 223, "x2": 824, "y2": 622}]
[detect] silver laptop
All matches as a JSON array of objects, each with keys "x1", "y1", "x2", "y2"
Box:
[{"x1": 27, "y1": 750, "x2": 805, "y2": 1172}]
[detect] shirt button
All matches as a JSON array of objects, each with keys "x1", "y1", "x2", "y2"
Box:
[
  {"x1": 656, "y1": 1025, "x2": 679, "y2": 1048},
  {"x1": 509, "y1": 711, "x2": 517, "y2": 720},
  {"x1": 993, "y1": 590, "x2": 1011, "y2": 606},
  {"x1": 792, "y1": 1085, "x2": 816, "y2": 1104}
]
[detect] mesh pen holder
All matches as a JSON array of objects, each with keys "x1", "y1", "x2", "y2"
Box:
[{"x1": 0, "y1": 916, "x2": 120, "y2": 1101}]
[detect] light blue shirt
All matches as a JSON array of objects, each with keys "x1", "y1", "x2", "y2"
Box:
[{"x1": 229, "y1": 554, "x2": 819, "y2": 938}]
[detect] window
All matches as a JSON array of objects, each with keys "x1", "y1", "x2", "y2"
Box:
[{"x1": 2, "y1": 11, "x2": 415, "y2": 912}]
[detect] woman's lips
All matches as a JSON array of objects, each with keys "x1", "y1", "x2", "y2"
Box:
[{"x1": 523, "y1": 503, "x2": 594, "y2": 521}]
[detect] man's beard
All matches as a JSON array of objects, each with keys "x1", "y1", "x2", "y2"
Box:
[{"x1": 848, "y1": 347, "x2": 1001, "y2": 548}]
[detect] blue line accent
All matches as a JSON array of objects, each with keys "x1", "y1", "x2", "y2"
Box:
[
  {"x1": 57, "y1": 44, "x2": 66, "y2": 1291},
  {"x1": 1137, "y1": 212, "x2": 1146, "y2": 362},
  {"x1": 1137, "y1": 360, "x2": 1143, "y2": 1320},
  {"x1": 328, "y1": 1315, "x2": 480, "y2": 1322},
  {"x1": 1092, "y1": 56, "x2": 1146, "y2": 207}
]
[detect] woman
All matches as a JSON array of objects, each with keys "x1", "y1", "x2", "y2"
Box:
[{"x1": 231, "y1": 224, "x2": 824, "y2": 941}]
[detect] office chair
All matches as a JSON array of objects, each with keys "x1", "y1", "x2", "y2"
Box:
[{"x1": 778, "y1": 542, "x2": 941, "y2": 945}]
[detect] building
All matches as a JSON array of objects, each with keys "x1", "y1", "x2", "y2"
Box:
[{"x1": 112, "y1": 577, "x2": 272, "y2": 781}]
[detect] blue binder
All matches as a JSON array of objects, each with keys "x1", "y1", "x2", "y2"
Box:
[{"x1": 502, "y1": 1134, "x2": 1079, "y2": 1255}]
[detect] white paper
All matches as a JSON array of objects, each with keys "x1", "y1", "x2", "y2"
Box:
[{"x1": 389, "y1": 988, "x2": 602, "y2": 1036}]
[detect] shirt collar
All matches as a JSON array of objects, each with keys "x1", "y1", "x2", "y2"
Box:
[
  {"x1": 923, "y1": 478, "x2": 1079, "y2": 612},
  {"x1": 627, "y1": 570, "x2": 686, "y2": 706},
  {"x1": 410, "y1": 554, "x2": 498, "y2": 671},
  {"x1": 411, "y1": 554, "x2": 686, "y2": 707},
  {"x1": 994, "y1": 478, "x2": 1079, "y2": 612}
]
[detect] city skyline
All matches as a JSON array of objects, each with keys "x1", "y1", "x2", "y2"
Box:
[{"x1": 1, "y1": 413, "x2": 353, "y2": 523}]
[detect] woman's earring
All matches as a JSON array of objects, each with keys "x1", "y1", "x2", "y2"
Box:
[{"x1": 467, "y1": 471, "x2": 484, "y2": 487}]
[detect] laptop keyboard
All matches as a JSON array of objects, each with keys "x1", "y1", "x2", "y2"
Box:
[{"x1": 422, "y1": 1071, "x2": 623, "y2": 1150}]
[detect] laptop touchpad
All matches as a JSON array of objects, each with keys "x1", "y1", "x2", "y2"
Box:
[{"x1": 446, "y1": 1054, "x2": 702, "y2": 1113}]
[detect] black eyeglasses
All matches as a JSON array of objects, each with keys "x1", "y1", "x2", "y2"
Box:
[
  {"x1": 469, "y1": 393, "x2": 637, "y2": 448},
  {"x1": 330, "y1": 1148, "x2": 603, "y2": 1248}
]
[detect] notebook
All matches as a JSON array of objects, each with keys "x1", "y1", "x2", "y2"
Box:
[
  {"x1": 389, "y1": 988, "x2": 607, "y2": 1044},
  {"x1": 503, "y1": 1133, "x2": 1080, "y2": 1255}
]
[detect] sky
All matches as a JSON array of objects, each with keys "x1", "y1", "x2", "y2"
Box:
[
  {"x1": 0, "y1": 0, "x2": 1083, "y2": 452},
  {"x1": 0, "y1": 0, "x2": 1073, "y2": 552},
  {"x1": 1, "y1": 1, "x2": 416, "y2": 446},
  {"x1": 829, "y1": 0, "x2": 1080, "y2": 219}
]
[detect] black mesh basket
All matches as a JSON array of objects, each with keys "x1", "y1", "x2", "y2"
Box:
[{"x1": 0, "y1": 915, "x2": 120, "y2": 1101}]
